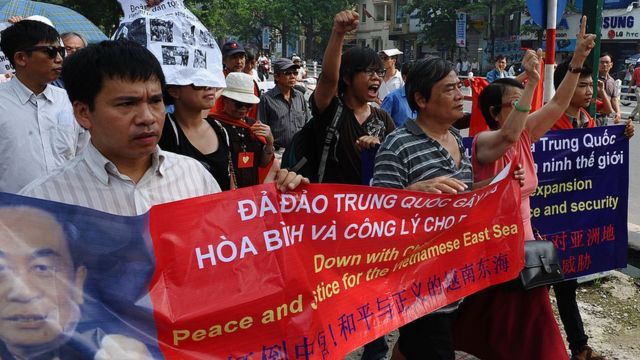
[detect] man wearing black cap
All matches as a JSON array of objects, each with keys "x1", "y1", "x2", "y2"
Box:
[
  {"x1": 258, "y1": 58, "x2": 309, "y2": 152},
  {"x1": 221, "y1": 40, "x2": 246, "y2": 75},
  {"x1": 210, "y1": 40, "x2": 260, "y2": 119}
]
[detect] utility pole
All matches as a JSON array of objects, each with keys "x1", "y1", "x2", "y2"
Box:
[{"x1": 582, "y1": 0, "x2": 604, "y2": 117}]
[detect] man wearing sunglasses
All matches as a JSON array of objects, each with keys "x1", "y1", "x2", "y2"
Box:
[
  {"x1": 258, "y1": 58, "x2": 309, "y2": 152},
  {"x1": 0, "y1": 19, "x2": 87, "y2": 194}
]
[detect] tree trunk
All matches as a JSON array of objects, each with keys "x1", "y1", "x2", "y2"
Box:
[{"x1": 304, "y1": 23, "x2": 315, "y2": 60}]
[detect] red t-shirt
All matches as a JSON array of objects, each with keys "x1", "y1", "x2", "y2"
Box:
[{"x1": 552, "y1": 107, "x2": 596, "y2": 130}]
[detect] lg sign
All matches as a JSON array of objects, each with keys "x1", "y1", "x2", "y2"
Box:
[{"x1": 602, "y1": 16, "x2": 634, "y2": 29}]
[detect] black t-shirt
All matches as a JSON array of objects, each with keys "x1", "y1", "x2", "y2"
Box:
[
  {"x1": 217, "y1": 117, "x2": 265, "y2": 188},
  {"x1": 159, "y1": 114, "x2": 231, "y2": 190},
  {"x1": 310, "y1": 96, "x2": 395, "y2": 184}
]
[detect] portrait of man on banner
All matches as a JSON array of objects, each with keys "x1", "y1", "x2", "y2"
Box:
[{"x1": 0, "y1": 197, "x2": 161, "y2": 359}]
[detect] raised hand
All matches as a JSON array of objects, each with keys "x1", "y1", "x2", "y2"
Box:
[
  {"x1": 574, "y1": 16, "x2": 597, "y2": 61},
  {"x1": 333, "y1": 10, "x2": 359, "y2": 35},
  {"x1": 521, "y1": 49, "x2": 540, "y2": 83}
]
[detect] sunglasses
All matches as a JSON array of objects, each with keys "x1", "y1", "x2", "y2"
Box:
[
  {"x1": 190, "y1": 84, "x2": 214, "y2": 91},
  {"x1": 363, "y1": 68, "x2": 386, "y2": 78},
  {"x1": 22, "y1": 45, "x2": 66, "y2": 59},
  {"x1": 232, "y1": 99, "x2": 253, "y2": 109},
  {"x1": 278, "y1": 70, "x2": 298, "y2": 76}
]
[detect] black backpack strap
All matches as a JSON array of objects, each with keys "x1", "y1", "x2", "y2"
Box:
[
  {"x1": 317, "y1": 99, "x2": 343, "y2": 183},
  {"x1": 167, "y1": 113, "x2": 180, "y2": 146}
]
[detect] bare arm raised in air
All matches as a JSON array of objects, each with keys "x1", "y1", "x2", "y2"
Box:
[
  {"x1": 474, "y1": 50, "x2": 540, "y2": 165},
  {"x1": 526, "y1": 16, "x2": 597, "y2": 142},
  {"x1": 313, "y1": 10, "x2": 359, "y2": 114}
]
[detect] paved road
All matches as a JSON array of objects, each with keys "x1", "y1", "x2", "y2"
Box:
[{"x1": 617, "y1": 104, "x2": 640, "y2": 256}]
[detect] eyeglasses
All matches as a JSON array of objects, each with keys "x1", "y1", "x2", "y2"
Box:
[
  {"x1": 363, "y1": 68, "x2": 386, "y2": 78},
  {"x1": 22, "y1": 45, "x2": 65, "y2": 59},
  {"x1": 232, "y1": 99, "x2": 253, "y2": 109},
  {"x1": 380, "y1": 55, "x2": 390, "y2": 61}
]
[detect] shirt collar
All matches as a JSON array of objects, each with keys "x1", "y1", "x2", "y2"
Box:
[
  {"x1": 83, "y1": 142, "x2": 166, "y2": 185},
  {"x1": 272, "y1": 85, "x2": 300, "y2": 99},
  {"x1": 11, "y1": 76, "x2": 55, "y2": 104},
  {"x1": 405, "y1": 119, "x2": 461, "y2": 138},
  {"x1": 598, "y1": 74, "x2": 610, "y2": 81},
  {"x1": 566, "y1": 108, "x2": 591, "y2": 128}
]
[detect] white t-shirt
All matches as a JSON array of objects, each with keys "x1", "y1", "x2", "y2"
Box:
[{"x1": 377, "y1": 69, "x2": 404, "y2": 101}]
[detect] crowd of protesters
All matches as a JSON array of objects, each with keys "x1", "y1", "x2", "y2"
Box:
[{"x1": 0, "y1": 1, "x2": 636, "y2": 359}]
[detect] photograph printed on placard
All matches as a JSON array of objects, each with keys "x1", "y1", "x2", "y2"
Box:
[
  {"x1": 194, "y1": 49, "x2": 207, "y2": 69},
  {"x1": 113, "y1": 18, "x2": 147, "y2": 47},
  {"x1": 198, "y1": 29, "x2": 216, "y2": 48},
  {"x1": 150, "y1": 19, "x2": 174, "y2": 43},
  {"x1": 181, "y1": 24, "x2": 196, "y2": 46},
  {"x1": 161, "y1": 45, "x2": 189, "y2": 66}
]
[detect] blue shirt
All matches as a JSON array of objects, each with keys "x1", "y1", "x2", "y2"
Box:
[
  {"x1": 380, "y1": 87, "x2": 416, "y2": 127},
  {"x1": 486, "y1": 69, "x2": 508, "y2": 83}
]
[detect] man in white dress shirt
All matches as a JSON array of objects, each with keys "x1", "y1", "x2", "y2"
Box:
[
  {"x1": 0, "y1": 19, "x2": 87, "y2": 194},
  {"x1": 21, "y1": 40, "x2": 306, "y2": 215}
]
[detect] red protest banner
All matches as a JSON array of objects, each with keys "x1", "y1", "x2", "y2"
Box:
[{"x1": 148, "y1": 174, "x2": 523, "y2": 359}]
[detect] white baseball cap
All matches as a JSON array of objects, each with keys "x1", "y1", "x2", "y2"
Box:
[
  {"x1": 381, "y1": 48, "x2": 403, "y2": 57},
  {"x1": 222, "y1": 72, "x2": 260, "y2": 104}
]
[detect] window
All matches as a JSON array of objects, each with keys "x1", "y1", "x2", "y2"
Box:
[
  {"x1": 362, "y1": 4, "x2": 367, "y2": 23},
  {"x1": 396, "y1": 0, "x2": 408, "y2": 24}
]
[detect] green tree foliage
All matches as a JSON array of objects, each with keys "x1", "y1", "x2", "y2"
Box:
[
  {"x1": 45, "y1": 0, "x2": 123, "y2": 36},
  {"x1": 44, "y1": 0, "x2": 354, "y2": 59},
  {"x1": 409, "y1": 0, "x2": 524, "y2": 59},
  {"x1": 408, "y1": 0, "x2": 466, "y2": 57}
]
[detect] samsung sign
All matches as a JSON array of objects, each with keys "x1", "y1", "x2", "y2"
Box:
[
  {"x1": 602, "y1": 15, "x2": 634, "y2": 29},
  {"x1": 540, "y1": 10, "x2": 640, "y2": 41}
]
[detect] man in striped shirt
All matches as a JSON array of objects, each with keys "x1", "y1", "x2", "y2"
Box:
[
  {"x1": 372, "y1": 57, "x2": 471, "y2": 360},
  {"x1": 20, "y1": 40, "x2": 307, "y2": 216}
]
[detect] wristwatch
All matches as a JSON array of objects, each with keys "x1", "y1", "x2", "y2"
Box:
[
  {"x1": 263, "y1": 144, "x2": 275, "y2": 154},
  {"x1": 568, "y1": 65, "x2": 583, "y2": 74}
]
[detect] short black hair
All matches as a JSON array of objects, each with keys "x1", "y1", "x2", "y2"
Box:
[
  {"x1": 479, "y1": 78, "x2": 524, "y2": 130},
  {"x1": 61, "y1": 40, "x2": 166, "y2": 110},
  {"x1": 495, "y1": 55, "x2": 507, "y2": 62},
  {"x1": 245, "y1": 45, "x2": 258, "y2": 62},
  {"x1": 554, "y1": 58, "x2": 593, "y2": 89},
  {"x1": 0, "y1": 20, "x2": 60, "y2": 67},
  {"x1": 405, "y1": 56, "x2": 455, "y2": 112},
  {"x1": 400, "y1": 61, "x2": 413, "y2": 75},
  {"x1": 338, "y1": 46, "x2": 383, "y2": 95},
  {"x1": 599, "y1": 52, "x2": 613, "y2": 61}
]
